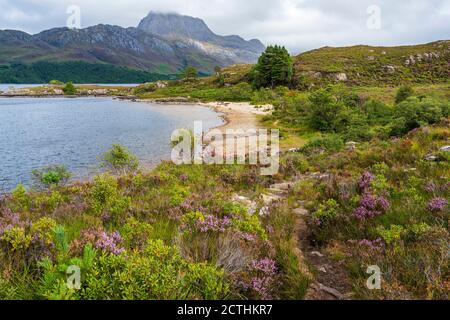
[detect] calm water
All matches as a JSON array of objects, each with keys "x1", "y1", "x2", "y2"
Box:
[
  {"x1": 0, "y1": 84, "x2": 140, "y2": 93},
  {"x1": 0, "y1": 97, "x2": 223, "y2": 191},
  {"x1": 0, "y1": 84, "x2": 45, "y2": 92}
]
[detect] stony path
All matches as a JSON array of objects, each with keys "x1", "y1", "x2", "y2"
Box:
[{"x1": 233, "y1": 173, "x2": 353, "y2": 300}]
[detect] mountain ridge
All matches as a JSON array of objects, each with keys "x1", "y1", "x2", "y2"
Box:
[{"x1": 0, "y1": 12, "x2": 265, "y2": 78}]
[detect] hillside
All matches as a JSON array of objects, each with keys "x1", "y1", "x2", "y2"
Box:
[
  {"x1": 186, "y1": 41, "x2": 450, "y2": 89},
  {"x1": 0, "y1": 13, "x2": 265, "y2": 83},
  {"x1": 294, "y1": 40, "x2": 450, "y2": 86}
]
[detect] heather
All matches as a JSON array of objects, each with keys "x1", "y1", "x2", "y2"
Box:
[
  {"x1": 0, "y1": 75, "x2": 449, "y2": 300},
  {"x1": 0, "y1": 150, "x2": 309, "y2": 300}
]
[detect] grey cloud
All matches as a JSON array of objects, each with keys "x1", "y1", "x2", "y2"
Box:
[{"x1": 0, "y1": 0, "x2": 448, "y2": 54}]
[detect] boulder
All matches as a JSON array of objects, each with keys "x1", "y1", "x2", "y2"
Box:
[
  {"x1": 439, "y1": 145, "x2": 450, "y2": 152},
  {"x1": 383, "y1": 65, "x2": 396, "y2": 73},
  {"x1": 313, "y1": 72, "x2": 323, "y2": 79},
  {"x1": 270, "y1": 182, "x2": 295, "y2": 191},
  {"x1": 259, "y1": 206, "x2": 270, "y2": 216},
  {"x1": 310, "y1": 251, "x2": 324, "y2": 258},
  {"x1": 293, "y1": 208, "x2": 309, "y2": 216},
  {"x1": 335, "y1": 73, "x2": 348, "y2": 81},
  {"x1": 155, "y1": 81, "x2": 168, "y2": 89},
  {"x1": 232, "y1": 194, "x2": 257, "y2": 215},
  {"x1": 261, "y1": 193, "x2": 282, "y2": 205},
  {"x1": 345, "y1": 141, "x2": 358, "y2": 151}
]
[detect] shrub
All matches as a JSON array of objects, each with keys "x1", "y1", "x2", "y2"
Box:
[
  {"x1": 377, "y1": 225, "x2": 406, "y2": 245},
  {"x1": 32, "y1": 165, "x2": 71, "y2": 188},
  {"x1": 301, "y1": 134, "x2": 344, "y2": 154},
  {"x1": 133, "y1": 82, "x2": 157, "y2": 95},
  {"x1": 313, "y1": 199, "x2": 339, "y2": 222},
  {"x1": 100, "y1": 144, "x2": 139, "y2": 174},
  {"x1": 182, "y1": 66, "x2": 198, "y2": 82},
  {"x1": 238, "y1": 258, "x2": 278, "y2": 300},
  {"x1": 307, "y1": 89, "x2": 346, "y2": 132},
  {"x1": 0, "y1": 216, "x2": 57, "y2": 269},
  {"x1": 184, "y1": 263, "x2": 230, "y2": 300},
  {"x1": 49, "y1": 80, "x2": 63, "y2": 85},
  {"x1": 121, "y1": 217, "x2": 153, "y2": 250},
  {"x1": 11, "y1": 184, "x2": 30, "y2": 210},
  {"x1": 79, "y1": 240, "x2": 229, "y2": 300},
  {"x1": 228, "y1": 82, "x2": 253, "y2": 101},
  {"x1": 62, "y1": 82, "x2": 77, "y2": 95},
  {"x1": 73, "y1": 229, "x2": 124, "y2": 256},
  {"x1": 363, "y1": 99, "x2": 393, "y2": 125},
  {"x1": 89, "y1": 174, "x2": 118, "y2": 213},
  {"x1": 392, "y1": 97, "x2": 445, "y2": 135},
  {"x1": 181, "y1": 211, "x2": 231, "y2": 234},
  {"x1": 231, "y1": 212, "x2": 267, "y2": 241},
  {"x1": 395, "y1": 85, "x2": 414, "y2": 104}
]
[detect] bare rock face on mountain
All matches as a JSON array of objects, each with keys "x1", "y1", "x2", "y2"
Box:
[
  {"x1": 137, "y1": 12, "x2": 265, "y2": 66},
  {"x1": 138, "y1": 12, "x2": 217, "y2": 42},
  {"x1": 0, "y1": 12, "x2": 265, "y2": 74}
]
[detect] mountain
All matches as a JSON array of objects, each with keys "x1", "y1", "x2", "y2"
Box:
[
  {"x1": 137, "y1": 12, "x2": 265, "y2": 64},
  {"x1": 0, "y1": 12, "x2": 265, "y2": 83}
]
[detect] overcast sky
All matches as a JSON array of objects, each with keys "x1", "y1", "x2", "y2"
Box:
[{"x1": 1, "y1": 0, "x2": 449, "y2": 54}]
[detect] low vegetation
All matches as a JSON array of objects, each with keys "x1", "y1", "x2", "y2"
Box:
[
  {"x1": 62, "y1": 82, "x2": 77, "y2": 96},
  {"x1": 0, "y1": 41, "x2": 449, "y2": 300},
  {"x1": 0, "y1": 145, "x2": 312, "y2": 300}
]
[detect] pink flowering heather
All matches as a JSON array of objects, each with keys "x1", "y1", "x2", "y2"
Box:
[
  {"x1": 427, "y1": 198, "x2": 448, "y2": 212},
  {"x1": 246, "y1": 258, "x2": 278, "y2": 300},
  {"x1": 266, "y1": 225, "x2": 274, "y2": 235},
  {"x1": 354, "y1": 206, "x2": 371, "y2": 220},
  {"x1": 79, "y1": 229, "x2": 124, "y2": 255},
  {"x1": 235, "y1": 231, "x2": 257, "y2": 242},
  {"x1": 359, "y1": 238, "x2": 385, "y2": 252},
  {"x1": 251, "y1": 258, "x2": 277, "y2": 275},
  {"x1": 377, "y1": 196, "x2": 391, "y2": 212},
  {"x1": 197, "y1": 215, "x2": 231, "y2": 233},
  {"x1": 250, "y1": 277, "x2": 273, "y2": 300},
  {"x1": 308, "y1": 217, "x2": 322, "y2": 227},
  {"x1": 358, "y1": 171, "x2": 375, "y2": 191},
  {"x1": 360, "y1": 194, "x2": 377, "y2": 210},
  {"x1": 424, "y1": 182, "x2": 438, "y2": 193},
  {"x1": 354, "y1": 194, "x2": 390, "y2": 220},
  {"x1": 95, "y1": 231, "x2": 124, "y2": 255},
  {"x1": 0, "y1": 208, "x2": 30, "y2": 236}
]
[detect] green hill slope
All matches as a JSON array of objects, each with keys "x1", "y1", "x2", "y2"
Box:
[{"x1": 294, "y1": 40, "x2": 450, "y2": 87}]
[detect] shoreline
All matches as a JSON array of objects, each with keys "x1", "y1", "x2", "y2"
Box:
[
  {"x1": 0, "y1": 96, "x2": 272, "y2": 193},
  {"x1": 0, "y1": 92, "x2": 273, "y2": 140}
]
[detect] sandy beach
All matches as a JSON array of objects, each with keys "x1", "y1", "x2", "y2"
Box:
[{"x1": 202, "y1": 101, "x2": 272, "y2": 132}]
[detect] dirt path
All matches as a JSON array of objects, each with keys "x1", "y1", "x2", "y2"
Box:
[
  {"x1": 288, "y1": 176, "x2": 354, "y2": 300},
  {"x1": 249, "y1": 176, "x2": 354, "y2": 300},
  {"x1": 204, "y1": 103, "x2": 354, "y2": 300}
]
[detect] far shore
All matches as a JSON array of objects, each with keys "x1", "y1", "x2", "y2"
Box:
[
  {"x1": 0, "y1": 90, "x2": 273, "y2": 136},
  {"x1": 0, "y1": 95, "x2": 274, "y2": 193}
]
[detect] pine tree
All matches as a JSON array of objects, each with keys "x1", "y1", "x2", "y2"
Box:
[
  {"x1": 182, "y1": 66, "x2": 198, "y2": 81},
  {"x1": 252, "y1": 45, "x2": 293, "y2": 89}
]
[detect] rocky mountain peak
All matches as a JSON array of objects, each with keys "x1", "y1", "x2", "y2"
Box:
[{"x1": 138, "y1": 12, "x2": 216, "y2": 41}]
